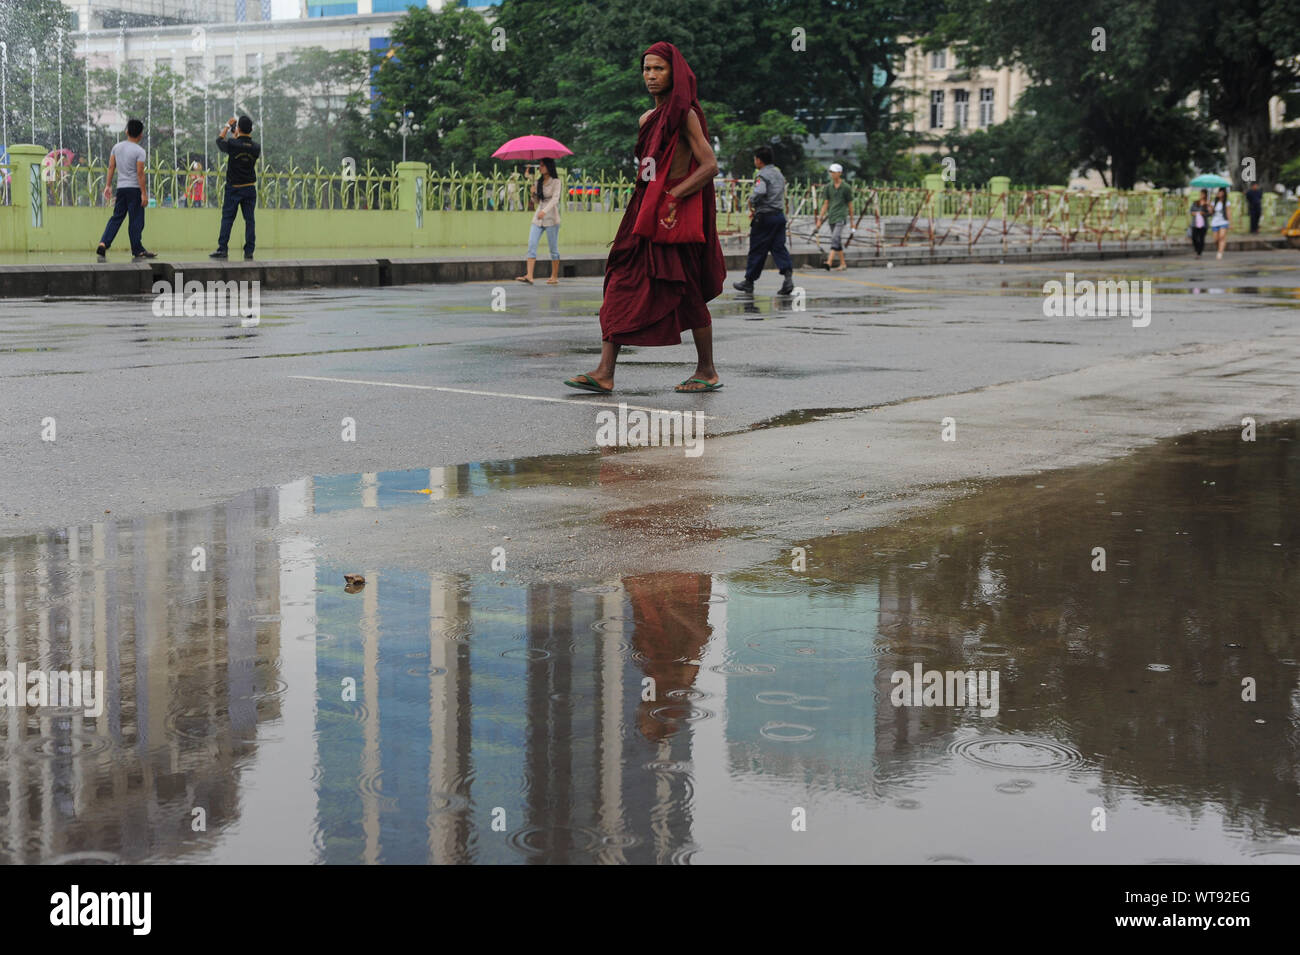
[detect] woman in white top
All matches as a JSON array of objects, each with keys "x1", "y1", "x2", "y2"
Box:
[
  {"x1": 1210, "y1": 187, "x2": 1230, "y2": 259},
  {"x1": 516, "y1": 157, "x2": 562, "y2": 284}
]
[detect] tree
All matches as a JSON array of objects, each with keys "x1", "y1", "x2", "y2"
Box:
[
  {"x1": 1185, "y1": 0, "x2": 1300, "y2": 187},
  {"x1": 937, "y1": 0, "x2": 1205, "y2": 188},
  {"x1": 488, "y1": 0, "x2": 944, "y2": 175},
  {"x1": 368, "y1": 5, "x2": 526, "y2": 170},
  {"x1": 703, "y1": 104, "x2": 810, "y2": 179},
  {"x1": 1, "y1": 0, "x2": 88, "y2": 157},
  {"x1": 261, "y1": 49, "x2": 369, "y2": 167},
  {"x1": 937, "y1": 110, "x2": 1077, "y2": 187}
]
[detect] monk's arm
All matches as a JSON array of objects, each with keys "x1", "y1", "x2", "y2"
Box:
[{"x1": 667, "y1": 110, "x2": 719, "y2": 200}]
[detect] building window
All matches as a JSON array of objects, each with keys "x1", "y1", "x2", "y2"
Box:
[
  {"x1": 307, "y1": 2, "x2": 358, "y2": 15},
  {"x1": 214, "y1": 55, "x2": 233, "y2": 78},
  {"x1": 978, "y1": 88, "x2": 994, "y2": 127},
  {"x1": 127, "y1": 59, "x2": 144, "y2": 75},
  {"x1": 953, "y1": 89, "x2": 969, "y2": 129},
  {"x1": 246, "y1": 53, "x2": 263, "y2": 77},
  {"x1": 930, "y1": 90, "x2": 945, "y2": 129},
  {"x1": 929, "y1": 49, "x2": 947, "y2": 70},
  {"x1": 185, "y1": 57, "x2": 204, "y2": 81}
]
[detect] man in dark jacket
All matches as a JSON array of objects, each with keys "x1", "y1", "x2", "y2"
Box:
[
  {"x1": 211, "y1": 115, "x2": 262, "y2": 260},
  {"x1": 1245, "y1": 182, "x2": 1262, "y2": 234}
]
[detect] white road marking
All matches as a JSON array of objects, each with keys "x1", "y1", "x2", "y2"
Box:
[{"x1": 289, "y1": 375, "x2": 718, "y2": 418}]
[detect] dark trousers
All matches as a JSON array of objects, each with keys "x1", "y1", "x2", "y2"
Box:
[
  {"x1": 1249, "y1": 210, "x2": 1261, "y2": 234},
  {"x1": 217, "y1": 185, "x2": 257, "y2": 256},
  {"x1": 745, "y1": 211, "x2": 793, "y2": 281},
  {"x1": 1191, "y1": 226, "x2": 1207, "y2": 255},
  {"x1": 99, "y1": 188, "x2": 145, "y2": 255}
]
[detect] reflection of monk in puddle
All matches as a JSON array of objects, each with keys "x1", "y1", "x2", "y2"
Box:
[
  {"x1": 597, "y1": 458, "x2": 724, "y2": 544},
  {"x1": 623, "y1": 573, "x2": 713, "y2": 741}
]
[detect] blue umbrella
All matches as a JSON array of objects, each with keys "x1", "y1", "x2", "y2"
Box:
[{"x1": 1190, "y1": 173, "x2": 1232, "y2": 189}]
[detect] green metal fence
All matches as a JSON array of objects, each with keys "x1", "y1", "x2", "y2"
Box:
[
  {"x1": 6, "y1": 154, "x2": 1292, "y2": 252},
  {"x1": 26, "y1": 159, "x2": 400, "y2": 211}
]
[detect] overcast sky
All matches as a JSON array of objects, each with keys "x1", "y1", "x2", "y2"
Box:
[{"x1": 271, "y1": 0, "x2": 299, "y2": 18}]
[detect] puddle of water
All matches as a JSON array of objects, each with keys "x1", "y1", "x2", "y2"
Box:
[
  {"x1": 997, "y1": 276, "x2": 1300, "y2": 302},
  {"x1": 0, "y1": 423, "x2": 1297, "y2": 863}
]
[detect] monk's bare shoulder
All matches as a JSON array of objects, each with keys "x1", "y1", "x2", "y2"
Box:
[
  {"x1": 638, "y1": 108, "x2": 656, "y2": 129},
  {"x1": 684, "y1": 109, "x2": 703, "y2": 135}
]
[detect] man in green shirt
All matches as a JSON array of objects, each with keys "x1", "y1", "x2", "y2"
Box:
[{"x1": 813, "y1": 162, "x2": 854, "y2": 271}]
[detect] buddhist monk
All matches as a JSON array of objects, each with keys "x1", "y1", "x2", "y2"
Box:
[{"x1": 563, "y1": 42, "x2": 727, "y2": 395}]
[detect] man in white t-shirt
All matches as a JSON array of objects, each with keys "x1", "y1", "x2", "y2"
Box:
[{"x1": 95, "y1": 118, "x2": 156, "y2": 260}]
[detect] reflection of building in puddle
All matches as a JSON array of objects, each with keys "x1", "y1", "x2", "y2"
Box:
[
  {"x1": 0, "y1": 487, "x2": 288, "y2": 863},
  {"x1": 696, "y1": 575, "x2": 881, "y2": 791},
  {"x1": 312, "y1": 570, "x2": 711, "y2": 863}
]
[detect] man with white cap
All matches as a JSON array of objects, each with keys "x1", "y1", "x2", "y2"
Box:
[{"x1": 814, "y1": 162, "x2": 854, "y2": 271}]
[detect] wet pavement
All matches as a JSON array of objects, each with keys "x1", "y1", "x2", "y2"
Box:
[
  {"x1": 2, "y1": 251, "x2": 1299, "y2": 534},
  {"x1": 1, "y1": 423, "x2": 1296, "y2": 863},
  {"x1": 2, "y1": 249, "x2": 1299, "y2": 863}
]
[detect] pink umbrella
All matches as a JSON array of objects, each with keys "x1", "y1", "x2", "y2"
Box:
[{"x1": 492, "y1": 135, "x2": 572, "y2": 161}]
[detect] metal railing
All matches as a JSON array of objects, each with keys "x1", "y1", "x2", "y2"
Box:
[
  {"x1": 788, "y1": 184, "x2": 1293, "y2": 253},
  {"x1": 4, "y1": 156, "x2": 1291, "y2": 254},
  {"x1": 18, "y1": 159, "x2": 400, "y2": 211}
]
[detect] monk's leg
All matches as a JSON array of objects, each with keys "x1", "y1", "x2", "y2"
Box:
[
  {"x1": 579, "y1": 340, "x2": 620, "y2": 390},
  {"x1": 678, "y1": 325, "x2": 718, "y2": 390}
]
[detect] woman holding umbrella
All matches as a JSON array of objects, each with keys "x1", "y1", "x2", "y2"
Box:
[
  {"x1": 1210, "y1": 187, "x2": 1230, "y2": 259},
  {"x1": 494, "y1": 136, "x2": 571, "y2": 284},
  {"x1": 516, "y1": 157, "x2": 562, "y2": 284}
]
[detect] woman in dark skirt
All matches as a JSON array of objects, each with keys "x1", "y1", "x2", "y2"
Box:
[{"x1": 563, "y1": 41, "x2": 727, "y2": 394}]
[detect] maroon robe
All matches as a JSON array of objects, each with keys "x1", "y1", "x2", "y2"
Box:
[{"x1": 599, "y1": 43, "x2": 726, "y2": 346}]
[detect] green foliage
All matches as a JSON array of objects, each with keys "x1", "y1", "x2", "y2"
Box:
[
  {"x1": 849, "y1": 128, "x2": 940, "y2": 184},
  {"x1": 1, "y1": 0, "x2": 87, "y2": 155},
  {"x1": 937, "y1": 110, "x2": 1076, "y2": 188},
  {"x1": 937, "y1": 0, "x2": 1202, "y2": 188},
  {"x1": 703, "y1": 104, "x2": 810, "y2": 179}
]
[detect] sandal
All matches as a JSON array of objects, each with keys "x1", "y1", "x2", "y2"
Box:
[
  {"x1": 514, "y1": 276, "x2": 533, "y2": 284},
  {"x1": 563, "y1": 373, "x2": 613, "y2": 394},
  {"x1": 674, "y1": 378, "x2": 723, "y2": 393}
]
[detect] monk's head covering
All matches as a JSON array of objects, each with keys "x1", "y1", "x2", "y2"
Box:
[{"x1": 638, "y1": 42, "x2": 709, "y2": 174}]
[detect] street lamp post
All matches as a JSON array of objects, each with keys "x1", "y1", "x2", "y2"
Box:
[{"x1": 388, "y1": 108, "x2": 421, "y2": 163}]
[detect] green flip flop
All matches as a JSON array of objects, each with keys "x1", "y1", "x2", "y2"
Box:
[
  {"x1": 563, "y1": 374, "x2": 613, "y2": 394},
  {"x1": 675, "y1": 378, "x2": 724, "y2": 393}
]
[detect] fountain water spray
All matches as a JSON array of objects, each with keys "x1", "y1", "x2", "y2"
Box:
[
  {"x1": 83, "y1": 15, "x2": 92, "y2": 163},
  {"x1": 29, "y1": 47, "x2": 36, "y2": 143},
  {"x1": 257, "y1": 52, "x2": 264, "y2": 166},
  {"x1": 171, "y1": 74, "x2": 177, "y2": 171},
  {"x1": 115, "y1": 25, "x2": 124, "y2": 120},
  {"x1": 232, "y1": 33, "x2": 239, "y2": 121},
  {"x1": 2, "y1": 41, "x2": 8, "y2": 165},
  {"x1": 57, "y1": 29, "x2": 63, "y2": 156}
]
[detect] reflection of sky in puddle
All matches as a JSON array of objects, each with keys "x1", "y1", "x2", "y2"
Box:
[{"x1": 1, "y1": 423, "x2": 1298, "y2": 863}]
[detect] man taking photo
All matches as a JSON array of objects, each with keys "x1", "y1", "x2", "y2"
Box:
[{"x1": 210, "y1": 115, "x2": 261, "y2": 260}]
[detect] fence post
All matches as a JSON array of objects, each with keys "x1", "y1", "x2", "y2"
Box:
[
  {"x1": 922, "y1": 172, "x2": 944, "y2": 244},
  {"x1": 397, "y1": 161, "x2": 426, "y2": 232},
  {"x1": 8, "y1": 144, "x2": 47, "y2": 251}
]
